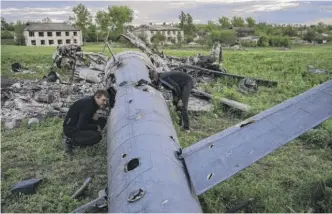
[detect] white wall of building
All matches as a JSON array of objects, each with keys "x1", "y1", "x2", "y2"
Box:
[
  {"x1": 24, "y1": 30, "x2": 83, "y2": 46},
  {"x1": 133, "y1": 29, "x2": 184, "y2": 44}
]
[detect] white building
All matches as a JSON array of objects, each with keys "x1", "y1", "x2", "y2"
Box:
[
  {"x1": 132, "y1": 24, "x2": 184, "y2": 44},
  {"x1": 23, "y1": 23, "x2": 83, "y2": 46}
]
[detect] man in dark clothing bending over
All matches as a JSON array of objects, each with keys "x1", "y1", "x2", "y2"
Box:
[
  {"x1": 63, "y1": 90, "x2": 109, "y2": 152},
  {"x1": 153, "y1": 71, "x2": 194, "y2": 132}
]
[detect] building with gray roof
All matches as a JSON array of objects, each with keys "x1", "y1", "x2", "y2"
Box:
[
  {"x1": 23, "y1": 23, "x2": 83, "y2": 46},
  {"x1": 132, "y1": 24, "x2": 184, "y2": 45}
]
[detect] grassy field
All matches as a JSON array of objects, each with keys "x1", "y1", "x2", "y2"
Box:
[{"x1": 1, "y1": 43, "x2": 332, "y2": 213}]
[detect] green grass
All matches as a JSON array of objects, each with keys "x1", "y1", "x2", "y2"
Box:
[{"x1": 1, "y1": 43, "x2": 332, "y2": 213}]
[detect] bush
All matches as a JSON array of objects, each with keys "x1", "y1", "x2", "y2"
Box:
[
  {"x1": 258, "y1": 36, "x2": 269, "y2": 47},
  {"x1": 268, "y1": 36, "x2": 291, "y2": 47},
  {"x1": 209, "y1": 30, "x2": 237, "y2": 46},
  {"x1": 241, "y1": 40, "x2": 257, "y2": 47}
]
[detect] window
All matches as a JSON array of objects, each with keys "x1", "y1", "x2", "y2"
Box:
[
  {"x1": 41, "y1": 40, "x2": 45, "y2": 45},
  {"x1": 49, "y1": 40, "x2": 54, "y2": 45},
  {"x1": 56, "y1": 32, "x2": 61, "y2": 36},
  {"x1": 74, "y1": 39, "x2": 77, "y2": 44},
  {"x1": 39, "y1": 32, "x2": 44, "y2": 37},
  {"x1": 66, "y1": 39, "x2": 71, "y2": 44},
  {"x1": 31, "y1": 40, "x2": 36, "y2": 45},
  {"x1": 73, "y1": 31, "x2": 77, "y2": 36},
  {"x1": 29, "y1": 32, "x2": 34, "y2": 37},
  {"x1": 167, "y1": 31, "x2": 170, "y2": 35},
  {"x1": 65, "y1": 32, "x2": 69, "y2": 36},
  {"x1": 57, "y1": 39, "x2": 63, "y2": 45},
  {"x1": 47, "y1": 32, "x2": 52, "y2": 37}
]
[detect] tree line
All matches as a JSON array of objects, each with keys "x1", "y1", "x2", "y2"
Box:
[{"x1": 1, "y1": 3, "x2": 332, "y2": 47}]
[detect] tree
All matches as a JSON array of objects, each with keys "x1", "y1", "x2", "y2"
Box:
[
  {"x1": 95, "y1": 10, "x2": 110, "y2": 39},
  {"x1": 86, "y1": 24, "x2": 98, "y2": 42},
  {"x1": 218, "y1": 16, "x2": 231, "y2": 29},
  {"x1": 282, "y1": 25, "x2": 298, "y2": 37},
  {"x1": 69, "y1": 3, "x2": 92, "y2": 42},
  {"x1": 303, "y1": 30, "x2": 316, "y2": 42},
  {"x1": 1, "y1": 17, "x2": 9, "y2": 30},
  {"x1": 42, "y1": 17, "x2": 52, "y2": 23},
  {"x1": 151, "y1": 32, "x2": 165, "y2": 45},
  {"x1": 14, "y1": 21, "x2": 26, "y2": 45},
  {"x1": 231, "y1": 16, "x2": 245, "y2": 27},
  {"x1": 179, "y1": 11, "x2": 186, "y2": 30},
  {"x1": 258, "y1": 36, "x2": 269, "y2": 47},
  {"x1": 245, "y1": 17, "x2": 256, "y2": 27},
  {"x1": 95, "y1": 5, "x2": 134, "y2": 41},
  {"x1": 184, "y1": 13, "x2": 195, "y2": 36},
  {"x1": 209, "y1": 30, "x2": 236, "y2": 45},
  {"x1": 316, "y1": 22, "x2": 325, "y2": 33},
  {"x1": 108, "y1": 5, "x2": 134, "y2": 32}
]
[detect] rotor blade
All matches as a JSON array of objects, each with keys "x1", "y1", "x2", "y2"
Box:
[{"x1": 182, "y1": 80, "x2": 332, "y2": 196}]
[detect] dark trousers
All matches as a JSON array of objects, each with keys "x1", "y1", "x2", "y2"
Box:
[
  {"x1": 173, "y1": 81, "x2": 193, "y2": 130},
  {"x1": 64, "y1": 118, "x2": 107, "y2": 147}
]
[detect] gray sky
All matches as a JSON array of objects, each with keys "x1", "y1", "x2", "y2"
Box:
[{"x1": 1, "y1": 1, "x2": 332, "y2": 25}]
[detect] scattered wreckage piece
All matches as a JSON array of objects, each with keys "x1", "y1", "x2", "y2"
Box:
[
  {"x1": 121, "y1": 31, "x2": 224, "y2": 74},
  {"x1": 191, "y1": 89, "x2": 213, "y2": 101},
  {"x1": 238, "y1": 78, "x2": 258, "y2": 94},
  {"x1": 51, "y1": 44, "x2": 109, "y2": 83},
  {"x1": 220, "y1": 98, "x2": 252, "y2": 113},
  {"x1": 1, "y1": 79, "x2": 106, "y2": 128},
  {"x1": 181, "y1": 64, "x2": 277, "y2": 87},
  {"x1": 71, "y1": 177, "x2": 93, "y2": 199},
  {"x1": 120, "y1": 31, "x2": 277, "y2": 92},
  {"x1": 1, "y1": 75, "x2": 214, "y2": 131},
  {"x1": 11, "y1": 178, "x2": 42, "y2": 195},
  {"x1": 72, "y1": 188, "x2": 108, "y2": 213},
  {"x1": 75, "y1": 67, "x2": 103, "y2": 83},
  {"x1": 307, "y1": 65, "x2": 330, "y2": 75},
  {"x1": 120, "y1": 32, "x2": 171, "y2": 73}
]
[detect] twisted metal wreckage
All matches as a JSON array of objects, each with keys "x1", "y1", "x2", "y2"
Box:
[
  {"x1": 71, "y1": 33, "x2": 330, "y2": 212},
  {"x1": 2, "y1": 31, "x2": 332, "y2": 213},
  {"x1": 1, "y1": 31, "x2": 276, "y2": 129}
]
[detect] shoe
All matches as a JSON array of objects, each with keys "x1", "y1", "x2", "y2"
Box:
[{"x1": 63, "y1": 137, "x2": 73, "y2": 161}]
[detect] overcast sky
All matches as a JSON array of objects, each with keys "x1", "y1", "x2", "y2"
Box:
[{"x1": 1, "y1": 1, "x2": 332, "y2": 25}]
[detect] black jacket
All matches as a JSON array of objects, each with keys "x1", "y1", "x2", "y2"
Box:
[
  {"x1": 159, "y1": 71, "x2": 193, "y2": 96},
  {"x1": 63, "y1": 96, "x2": 99, "y2": 136}
]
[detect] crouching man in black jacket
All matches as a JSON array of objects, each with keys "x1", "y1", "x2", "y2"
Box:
[
  {"x1": 153, "y1": 71, "x2": 194, "y2": 132},
  {"x1": 63, "y1": 90, "x2": 109, "y2": 151}
]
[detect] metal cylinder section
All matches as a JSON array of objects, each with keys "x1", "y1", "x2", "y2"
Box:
[{"x1": 105, "y1": 51, "x2": 202, "y2": 213}]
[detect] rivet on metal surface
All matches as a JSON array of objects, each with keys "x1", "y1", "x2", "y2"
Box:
[
  {"x1": 128, "y1": 188, "x2": 145, "y2": 203},
  {"x1": 124, "y1": 158, "x2": 140, "y2": 172}
]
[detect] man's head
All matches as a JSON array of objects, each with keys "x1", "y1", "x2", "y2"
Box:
[{"x1": 94, "y1": 90, "x2": 109, "y2": 108}]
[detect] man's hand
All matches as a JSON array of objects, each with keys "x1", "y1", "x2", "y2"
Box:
[
  {"x1": 97, "y1": 125, "x2": 102, "y2": 133},
  {"x1": 92, "y1": 113, "x2": 99, "y2": 121}
]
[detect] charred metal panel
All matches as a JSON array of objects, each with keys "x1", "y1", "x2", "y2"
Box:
[
  {"x1": 182, "y1": 80, "x2": 332, "y2": 196},
  {"x1": 106, "y1": 51, "x2": 202, "y2": 213}
]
